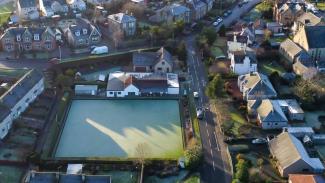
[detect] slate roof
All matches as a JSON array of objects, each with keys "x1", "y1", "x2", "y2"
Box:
[
  {"x1": 29, "y1": 172, "x2": 56, "y2": 183},
  {"x1": 304, "y1": 26, "x2": 325, "y2": 49},
  {"x1": 269, "y1": 132, "x2": 325, "y2": 172},
  {"x1": 297, "y1": 12, "x2": 322, "y2": 26},
  {"x1": 108, "y1": 13, "x2": 136, "y2": 24},
  {"x1": 132, "y1": 47, "x2": 174, "y2": 67},
  {"x1": 167, "y1": 3, "x2": 190, "y2": 16},
  {"x1": 1, "y1": 27, "x2": 55, "y2": 40},
  {"x1": 239, "y1": 72, "x2": 277, "y2": 98},
  {"x1": 289, "y1": 174, "x2": 325, "y2": 183},
  {"x1": 256, "y1": 99, "x2": 288, "y2": 122},
  {"x1": 19, "y1": 0, "x2": 37, "y2": 8},
  {"x1": 0, "y1": 69, "x2": 43, "y2": 109},
  {"x1": 232, "y1": 50, "x2": 257, "y2": 64},
  {"x1": 295, "y1": 52, "x2": 315, "y2": 67}
]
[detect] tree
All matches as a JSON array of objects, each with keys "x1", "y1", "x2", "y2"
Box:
[
  {"x1": 218, "y1": 25, "x2": 226, "y2": 37},
  {"x1": 184, "y1": 138, "x2": 202, "y2": 170},
  {"x1": 235, "y1": 159, "x2": 250, "y2": 183},
  {"x1": 55, "y1": 74, "x2": 73, "y2": 89},
  {"x1": 134, "y1": 143, "x2": 150, "y2": 183},
  {"x1": 205, "y1": 74, "x2": 225, "y2": 99},
  {"x1": 173, "y1": 20, "x2": 185, "y2": 36},
  {"x1": 201, "y1": 27, "x2": 217, "y2": 45},
  {"x1": 176, "y1": 41, "x2": 187, "y2": 62},
  {"x1": 257, "y1": 158, "x2": 264, "y2": 169},
  {"x1": 121, "y1": 2, "x2": 145, "y2": 19}
]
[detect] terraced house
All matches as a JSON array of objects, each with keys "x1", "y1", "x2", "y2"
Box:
[
  {"x1": 107, "y1": 13, "x2": 137, "y2": 37},
  {"x1": 0, "y1": 70, "x2": 44, "y2": 139},
  {"x1": 0, "y1": 27, "x2": 57, "y2": 53},
  {"x1": 17, "y1": 0, "x2": 39, "y2": 20},
  {"x1": 39, "y1": 0, "x2": 69, "y2": 17}
]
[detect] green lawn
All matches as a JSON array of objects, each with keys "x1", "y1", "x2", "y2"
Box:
[
  {"x1": 243, "y1": 8, "x2": 262, "y2": 22},
  {"x1": 259, "y1": 61, "x2": 286, "y2": 75},
  {"x1": 0, "y1": 68, "x2": 29, "y2": 78},
  {"x1": 316, "y1": 2, "x2": 325, "y2": 11},
  {"x1": 230, "y1": 110, "x2": 247, "y2": 137},
  {"x1": 0, "y1": 2, "x2": 14, "y2": 24},
  {"x1": 211, "y1": 38, "x2": 226, "y2": 58},
  {"x1": 0, "y1": 165, "x2": 25, "y2": 183},
  {"x1": 183, "y1": 173, "x2": 200, "y2": 183}
]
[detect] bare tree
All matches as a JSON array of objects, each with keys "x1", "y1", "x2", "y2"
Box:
[
  {"x1": 112, "y1": 29, "x2": 124, "y2": 48},
  {"x1": 121, "y1": 2, "x2": 145, "y2": 19},
  {"x1": 135, "y1": 143, "x2": 150, "y2": 183}
]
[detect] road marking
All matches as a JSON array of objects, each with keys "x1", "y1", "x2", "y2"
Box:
[
  {"x1": 210, "y1": 150, "x2": 213, "y2": 157},
  {"x1": 209, "y1": 139, "x2": 211, "y2": 147},
  {"x1": 205, "y1": 122, "x2": 207, "y2": 127},
  {"x1": 207, "y1": 129, "x2": 209, "y2": 137},
  {"x1": 214, "y1": 131, "x2": 220, "y2": 151},
  {"x1": 213, "y1": 162, "x2": 216, "y2": 171}
]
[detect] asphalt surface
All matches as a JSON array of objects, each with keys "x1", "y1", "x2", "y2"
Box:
[{"x1": 185, "y1": 1, "x2": 262, "y2": 182}]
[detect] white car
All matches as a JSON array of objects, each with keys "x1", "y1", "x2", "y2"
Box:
[
  {"x1": 193, "y1": 92, "x2": 199, "y2": 98},
  {"x1": 196, "y1": 108, "x2": 204, "y2": 119},
  {"x1": 252, "y1": 138, "x2": 267, "y2": 144}
]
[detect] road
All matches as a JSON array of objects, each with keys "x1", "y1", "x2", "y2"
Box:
[
  {"x1": 185, "y1": 36, "x2": 231, "y2": 183},
  {"x1": 215, "y1": 0, "x2": 262, "y2": 31}
]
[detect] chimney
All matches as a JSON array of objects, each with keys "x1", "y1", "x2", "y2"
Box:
[{"x1": 233, "y1": 33, "x2": 237, "y2": 42}]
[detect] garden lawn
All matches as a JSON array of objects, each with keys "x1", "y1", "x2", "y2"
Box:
[
  {"x1": 211, "y1": 38, "x2": 226, "y2": 58},
  {"x1": 316, "y1": 3, "x2": 325, "y2": 11},
  {"x1": 259, "y1": 61, "x2": 285, "y2": 75},
  {"x1": 0, "y1": 2, "x2": 14, "y2": 25},
  {"x1": 0, "y1": 165, "x2": 25, "y2": 183},
  {"x1": 230, "y1": 109, "x2": 247, "y2": 137},
  {"x1": 55, "y1": 100, "x2": 183, "y2": 159}
]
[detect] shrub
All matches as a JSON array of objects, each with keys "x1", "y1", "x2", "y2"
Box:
[
  {"x1": 235, "y1": 159, "x2": 249, "y2": 183},
  {"x1": 184, "y1": 138, "x2": 203, "y2": 170}
]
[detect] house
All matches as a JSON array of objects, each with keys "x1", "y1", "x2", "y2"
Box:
[
  {"x1": 202, "y1": 0, "x2": 213, "y2": 12},
  {"x1": 293, "y1": 52, "x2": 317, "y2": 79},
  {"x1": 62, "y1": 18, "x2": 101, "y2": 48},
  {"x1": 240, "y1": 24, "x2": 255, "y2": 44},
  {"x1": 277, "y1": 99, "x2": 304, "y2": 121},
  {"x1": 274, "y1": 2, "x2": 305, "y2": 26},
  {"x1": 266, "y1": 22, "x2": 283, "y2": 34},
  {"x1": 66, "y1": 0, "x2": 86, "y2": 11},
  {"x1": 238, "y1": 72, "x2": 277, "y2": 101},
  {"x1": 227, "y1": 34, "x2": 249, "y2": 54},
  {"x1": 74, "y1": 85, "x2": 98, "y2": 95},
  {"x1": 149, "y1": 4, "x2": 191, "y2": 24},
  {"x1": 269, "y1": 132, "x2": 325, "y2": 177},
  {"x1": 107, "y1": 13, "x2": 136, "y2": 37},
  {"x1": 247, "y1": 99, "x2": 288, "y2": 129},
  {"x1": 39, "y1": 0, "x2": 69, "y2": 17},
  {"x1": 186, "y1": 0, "x2": 207, "y2": 21},
  {"x1": 133, "y1": 47, "x2": 174, "y2": 73},
  {"x1": 106, "y1": 72, "x2": 179, "y2": 97},
  {"x1": 0, "y1": 27, "x2": 57, "y2": 53},
  {"x1": 293, "y1": 26, "x2": 325, "y2": 61},
  {"x1": 289, "y1": 174, "x2": 325, "y2": 183},
  {"x1": 279, "y1": 39, "x2": 303, "y2": 64},
  {"x1": 16, "y1": 0, "x2": 39, "y2": 20},
  {"x1": 283, "y1": 127, "x2": 315, "y2": 139},
  {"x1": 293, "y1": 12, "x2": 322, "y2": 33},
  {"x1": 253, "y1": 19, "x2": 266, "y2": 36},
  {"x1": 229, "y1": 50, "x2": 257, "y2": 75},
  {"x1": 0, "y1": 69, "x2": 44, "y2": 139}
]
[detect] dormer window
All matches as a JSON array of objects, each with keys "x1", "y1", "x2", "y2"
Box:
[
  {"x1": 83, "y1": 29, "x2": 87, "y2": 35},
  {"x1": 34, "y1": 34, "x2": 39, "y2": 41},
  {"x1": 75, "y1": 31, "x2": 80, "y2": 36},
  {"x1": 17, "y1": 35, "x2": 21, "y2": 41}
]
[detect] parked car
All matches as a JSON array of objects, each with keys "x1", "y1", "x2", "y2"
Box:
[
  {"x1": 252, "y1": 138, "x2": 267, "y2": 144},
  {"x1": 224, "y1": 137, "x2": 235, "y2": 144},
  {"x1": 227, "y1": 10, "x2": 232, "y2": 15},
  {"x1": 91, "y1": 46, "x2": 108, "y2": 55},
  {"x1": 193, "y1": 92, "x2": 199, "y2": 98},
  {"x1": 196, "y1": 108, "x2": 204, "y2": 119},
  {"x1": 223, "y1": 12, "x2": 228, "y2": 17}
]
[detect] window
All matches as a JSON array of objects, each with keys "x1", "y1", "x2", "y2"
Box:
[
  {"x1": 83, "y1": 29, "x2": 87, "y2": 35},
  {"x1": 117, "y1": 92, "x2": 121, "y2": 94},
  {"x1": 25, "y1": 98, "x2": 30, "y2": 103},
  {"x1": 17, "y1": 35, "x2": 21, "y2": 41},
  {"x1": 109, "y1": 92, "x2": 113, "y2": 94},
  {"x1": 75, "y1": 31, "x2": 80, "y2": 36},
  {"x1": 91, "y1": 37, "x2": 99, "y2": 42},
  {"x1": 5, "y1": 38, "x2": 10, "y2": 43},
  {"x1": 24, "y1": 37, "x2": 30, "y2": 42},
  {"x1": 162, "y1": 61, "x2": 165, "y2": 65},
  {"x1": 34, "y1": 34, "x2": 39, "y2": 41},
  {"x1": 33, "y1": 89, "x2": 38, "y2": 94},
  {"x1": 275, "y1": 123, "x2": 278, "y2": 125}
]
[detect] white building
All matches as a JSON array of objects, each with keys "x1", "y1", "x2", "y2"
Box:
[
  {"x1": 17, "y1": 0, "x2": 39, "y2": 20},
  {"x1": 230, "y1": 50, "x2": 257, "y2": 75},
  {"x1": 106, "y1": 72, "x2": 179, "y2": 97},
  {"x1": 0, "y1": 69, "x2": 44, "y2": 139},
  {"x1": 227, "y1": 34, "x2": 249, "y2": 56},
  {"x1": 75, "y1": 85, "x2": 98, "y2": 95},
  {"x1": 66, "y1": 0, "x2": 86, "y2": 11}
]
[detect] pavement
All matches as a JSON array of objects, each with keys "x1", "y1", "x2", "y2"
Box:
[{"x1": 185, "y1": 36, "x2": 232, "y2": 183}]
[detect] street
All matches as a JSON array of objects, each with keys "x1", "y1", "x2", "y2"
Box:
[{"x1": 185, "y1": 36, "x2": 231, "y2": 183}]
